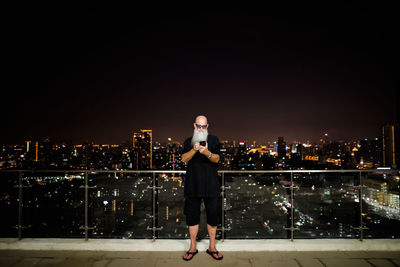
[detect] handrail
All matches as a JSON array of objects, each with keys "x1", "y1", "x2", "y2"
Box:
[
  {"x1": 1, "y1": 169, "x2": 398, "y2": 174},
  {"x1": 0, "y1": 169, "x2": 398, "y2": 241}
]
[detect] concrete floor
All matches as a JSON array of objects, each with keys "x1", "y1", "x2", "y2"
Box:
[{"x1": 1, "y1": 250, "x2": 400, "y2": 267}]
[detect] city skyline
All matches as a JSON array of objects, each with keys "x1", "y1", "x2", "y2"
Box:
[
  {"x1": 2, "y1": 4, "x2": 398, "y2": 144},
  {"x1": 0, "y1": 129, "x2": 388, "y2": 146},
  {"x1": 1, "y1": 129, "x2": 392, "y2": 171},
  {"x1": 0, "y1": 121, "x2": 396, "y2": 145}
]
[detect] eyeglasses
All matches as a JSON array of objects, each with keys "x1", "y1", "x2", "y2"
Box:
[{"x1": 195, "y1": 124, "x2": 208, "y2": 129}]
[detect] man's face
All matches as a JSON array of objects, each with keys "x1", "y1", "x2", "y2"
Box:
[{"x1": 193, "y1": 117, "x2": 208, "y2": 133}]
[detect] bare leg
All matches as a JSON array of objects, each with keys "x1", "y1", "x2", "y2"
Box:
[
  {"x1": 183, "y1": 224, "x2": 199, "y2": 260},
  {"x1": 189, "y1": 224, "x2": 199, "y2": 250},
  {"x1": 207, "y1": 224, "x2": 223, "y2": 259}
]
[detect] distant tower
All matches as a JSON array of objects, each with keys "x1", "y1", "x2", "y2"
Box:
[
  {"x1": 381, "y1": 124, "x2": 396, "y2": 168},
  {"x1": 35, "y1": 141, "x2": 39, "y2": 162},
  {"x1": 25, "y1": 141, "x2": 31, "y2": 153},
  {"x1": 297, "y1": 143, "x2": 304, "y2": 160},
  {"x1": 277, "y1": 137, "x2": 286, "y2": 161},
  {"x1": 238, "y1": 141, "x2": 247, "y2": 155},
  {"x1": 133, "y1": 129, "x2": 153, "y2": 169},
  {"x1": 234, "y1": 141, "x2": 248, "y2": 170}
]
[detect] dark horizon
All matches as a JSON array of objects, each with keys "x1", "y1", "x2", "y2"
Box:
[{"x1": 2, "y1": 4, "x2": 398, "y2": 145}]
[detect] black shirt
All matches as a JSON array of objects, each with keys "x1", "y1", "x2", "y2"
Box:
[{"x1": 181, "y1": 135, "x2": 222, "y2": 197}]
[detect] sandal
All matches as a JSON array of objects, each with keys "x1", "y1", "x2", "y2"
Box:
[
  {"x1": 206, "y1": 249, "x2": 223, "y2": 260},
  {"x1": 182, "y1": 249, "x2": 198, "y2": 261}
]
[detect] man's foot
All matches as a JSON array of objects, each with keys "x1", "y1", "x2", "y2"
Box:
[
  {"x1": 182, "y1": 249, "x2": 198, "y2": 261},
  {"x1": 206, "y1": 248, "x2": 223, "y2": 260}
]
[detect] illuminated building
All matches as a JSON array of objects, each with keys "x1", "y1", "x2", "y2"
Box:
[
  {"x1": 248, "y1": 146, "x2": 269, "y2": 155},
  {"x1": 133, "y1": 129, "x2": 153, "y2": 169},
  {"x1": 35, "y1": 141, "x2": 39, "y2": 162},
  {"x1": 381, "y1": 124, "x2": 396, "y2": 168},
  {"x1": 358, "y1": 138, "x2": 382, "y2": 168},
  {"x1": 41, "y1": 137, "x2": 54, "y2": 166},
  {"x1": 364, "y1": 178, "x2": 399, "y2": 214},
  {"x1": 277, "y1": 137, "x2": 286, "y2": 162},
  {"x1": 388, "y1": 191, "x2": 400, "y2": 209},
  {"x1": 297, "y1": 143, "x2": 304, "y2": 160},
  {"x1": 25, "y1": 141, "x2": 31, "y2": 153},
  {"x1": 233, "y1": 141, "x2": 251, "y2": 170}
]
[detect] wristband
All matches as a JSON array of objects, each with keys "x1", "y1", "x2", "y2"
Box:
[{"x1": 208, "y1": 152, "x2": 212, "y2": 159}]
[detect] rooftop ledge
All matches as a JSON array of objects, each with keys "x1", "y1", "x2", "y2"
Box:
[{"x1": 1, "y1": 238, "x2": 399, "y2": 252}]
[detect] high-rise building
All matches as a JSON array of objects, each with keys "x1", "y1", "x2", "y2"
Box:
[
  {"x1": 277, "y1": 137, "x2": 286, "y2": 161},
  {"x1": 297, "y1": 143, "x2": 304, "y2": 160},
  {"x1": 381, "y1": 124, "x2": 396, "y2": 168},
  {"x1": 358, "y1": 138, "x2": 382, "y2": 168},
  {"x1": 133, "y1": 129, "x2": 152, "y2": 169},
  {"x1": 35, "y1": 141, "x2": 39, "y2": 162},
  {"x1": 217, "y1": 140, "x2": 230, "y2": 170},
  {"x1": 25, "y1": 141, "x2": 31, "y2": 153},
  {"x1": 233, "y1": 141, "x2": 248, "y2": 170},
  {"x1": 41, "y1": 137, "x2": 54, "y2": 166}
]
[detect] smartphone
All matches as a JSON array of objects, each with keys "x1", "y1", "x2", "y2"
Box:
[{"x1": 199, "y1": 141, "x2": 206, "y2": 146}]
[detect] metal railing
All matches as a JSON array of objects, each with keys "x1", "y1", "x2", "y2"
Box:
[{"x1": 1, "y1": 169, "x2": 399, "y2": 241}]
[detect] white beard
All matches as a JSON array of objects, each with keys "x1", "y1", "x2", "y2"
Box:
[{"x1": 191, "y1": 128, "x2": 208, "y2": 145}]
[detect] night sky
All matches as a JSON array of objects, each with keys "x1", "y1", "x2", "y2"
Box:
[{"x1": 3, "y1": 4, "x2": 398, "y2": 145}]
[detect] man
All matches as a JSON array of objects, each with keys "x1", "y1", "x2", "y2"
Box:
[{"x1": 181, "y1": 115, "x2": 223, "y2": 261}]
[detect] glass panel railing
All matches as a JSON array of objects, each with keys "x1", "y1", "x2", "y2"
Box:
[
  {"x1": 0, "y1": 169, "x2": 398, "y2": 240},
  {"x1": 88, "y1": 172, "x2": 152, "y2": 238},
  {"x1": 0, "y1": 171, "x2": 19, "y2": 237},
  {"x1": 158, "y1": 172, "x2": 187, "y2": 238},
  {"x1": 224, "y1": 172, "x2": 288, "y2": 238},
  {"x1": 362, "y1": 171, "x2": 400, "y2": 238},
  {"x1": 293, "y1": 172, "x2": 360, "y2": 238},
  {"x1": 21, "y1": 171, "x2": 85, "y2": 238}
]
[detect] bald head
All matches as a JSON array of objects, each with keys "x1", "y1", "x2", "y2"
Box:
[{"x1": 195, "y1": 115, "x2": 208, "y2": 125}]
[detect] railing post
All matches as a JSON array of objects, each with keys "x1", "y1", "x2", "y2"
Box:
[
  {"x1": 147, "y1": 172, "x2": 163, "y2": 239},
  {"x1": 219, "y1": 172, "x2": 231, "y2": 241},
  {"x1": 289, "y1": 171, "x2": 295, "y2": 241},
  {"x1": 155, "y1": 172, "x2": 159, "y2": 239},
  {"x1": 359, "y1": 171, "x2": 364, "y2": 241},
  {"x1": 84, "y1": 172, "x2": 89, "y2": 240},
  {"x1": 17, "y1": 171, "x2": 23, "y2": 240},
  {"x1": 152, "y1": 173, "x2": 156, "y2": 239},
  {"x1": 351, "y1": 171, "x2": 368, "y2": 241},
  {"x1": 79, "y1": 172, "x2": 96, "y2": 241},
  {"x1": 283, "y1": 171, "x2": 299, "y2": 241},
  {"x1": 221, "y1": 172, "x2": 225, "y2": 241}
]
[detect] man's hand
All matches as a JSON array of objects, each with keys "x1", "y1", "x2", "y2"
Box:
[
  {"x1": 199, "y1": 142, "x2": 209, "y2": 155},
  {"x1": 182, "y1": 143, "x2": 199, "y2": 163},
  {"x1": 193, "y1": 142, "x2": 200, "y2": 151}
]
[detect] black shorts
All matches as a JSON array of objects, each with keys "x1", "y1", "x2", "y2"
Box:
[{"x1": 184, "y1": 196, "x2": 221, "y2": 226}]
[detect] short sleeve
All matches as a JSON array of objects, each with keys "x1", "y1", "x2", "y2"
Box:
[
  {"x1": 181, "y1": 138, "x2": 192, "y2": 154},
  {"x1": 209, "y1": 136, "x2": 221, "y2": 155}
]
